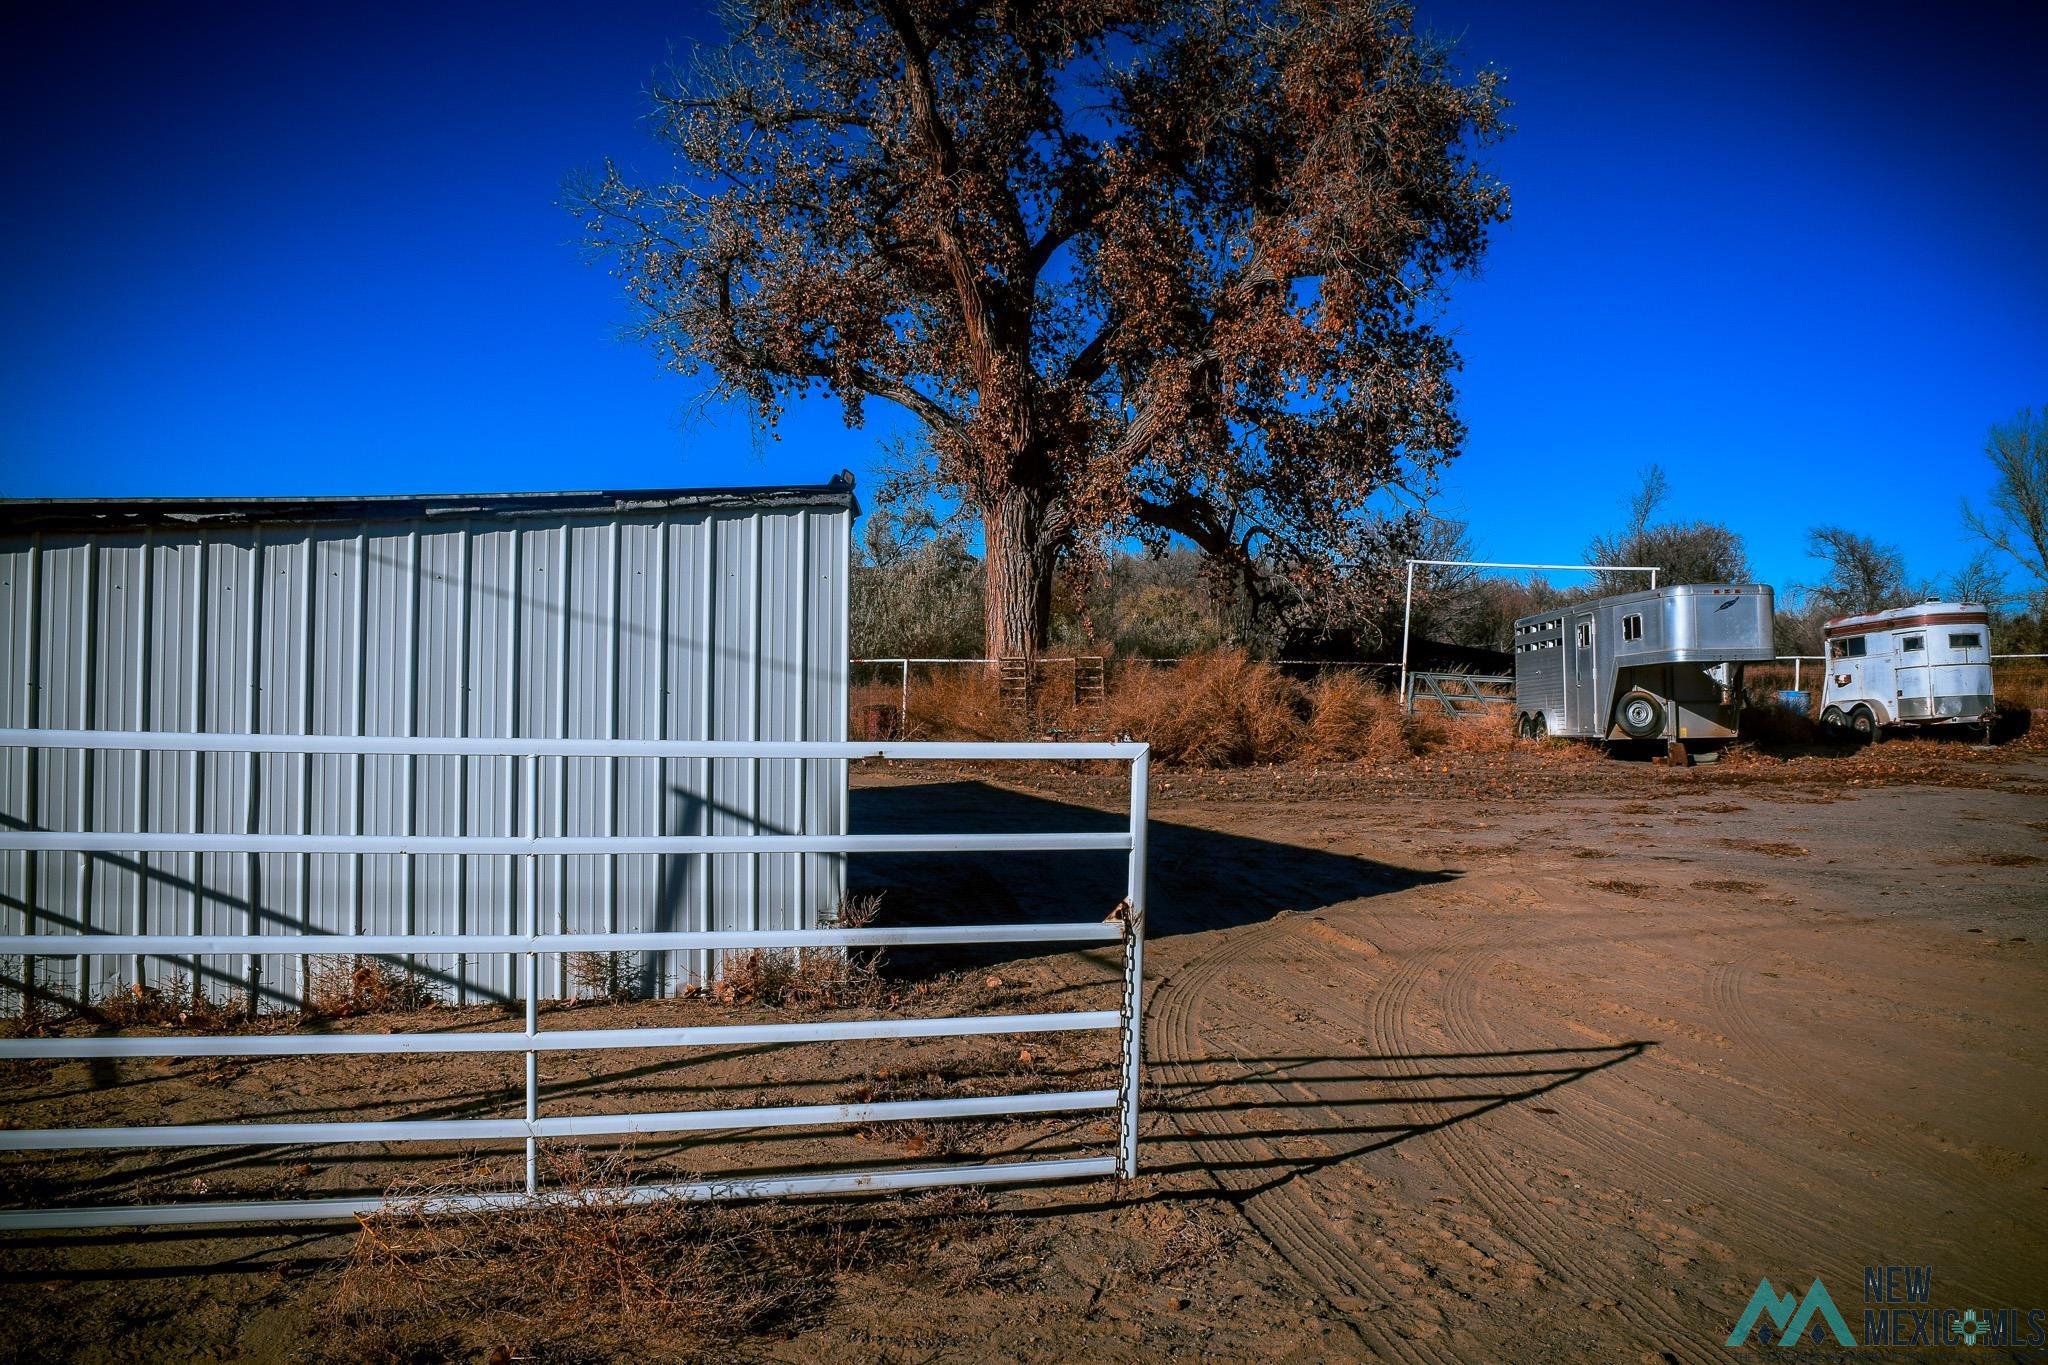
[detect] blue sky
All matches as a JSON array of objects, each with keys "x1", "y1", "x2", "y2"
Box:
[{"x1": 2, "y1": 1, "x2": 2042, "y2": 598}]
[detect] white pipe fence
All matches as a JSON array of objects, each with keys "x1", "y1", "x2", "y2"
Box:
[{"x1": 0, "y1": 729, "x2": 1149, "y2": 1230}]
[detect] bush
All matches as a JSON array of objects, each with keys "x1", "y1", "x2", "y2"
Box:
[
  {"x1": 864, "y1": 651, "x2": 1533, "y2": 766},
  {"x1": 1102, "y1": 649, "x2": 1304, "y2": 765},
  {"x1": 1302, "y1": 670, "x2": 1408, "y2": 763},
  {"x1": 567, "y1": 951, "x2": 643, "y2": 1003},
  {"x1": 305, "y1": 957, "x2": 442, "y2": 1019},
  {"x1": 91, "y1": 974, "x2": 248, "y2": 1030},
  {"x1": 901, "y1": 667, "x2": 1030, "y2": 742},
  {"x1": 710, "y1": 895, "x2": 885, "y2": 1011}
]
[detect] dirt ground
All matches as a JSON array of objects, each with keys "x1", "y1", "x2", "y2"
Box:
[{"x1": 3, "y1": 734, "x2": 2046, "y2": 1362}]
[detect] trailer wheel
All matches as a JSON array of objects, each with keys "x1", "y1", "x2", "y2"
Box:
[
  {"x1": 1821, "y1": 704, "x2": 1848, "y2": 739},
  {"x1": 1616, "y1": 690, "x2": 1664, "y2": 740},
  {"x1": 1849, "y1": 706, "x2": 1879, "y2": 743}
]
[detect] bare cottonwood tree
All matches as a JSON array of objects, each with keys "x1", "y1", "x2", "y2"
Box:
[
  {"x1": 1804, "y1": 525, "x2": 1912, "y2": 617},
  {"x1": 574, "y1": 0, "x2": 1509, "y2": 657},
  {"x1": 1588, "y1": 464, "x2": 1751, "y2": 590},
  {"x1": 1963, "y1": 406, "x2": 2048, "y2": 593}
]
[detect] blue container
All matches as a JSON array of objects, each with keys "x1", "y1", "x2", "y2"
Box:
[{"x1": 1776, "y1": 690, "x2": 1810, "y2": 713}]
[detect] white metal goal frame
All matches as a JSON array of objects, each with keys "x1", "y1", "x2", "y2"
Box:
[
  {"x1": 0, "y1": 728, "x2": 1149, "y2": 1231},
  {"x1": 1398, "y1": 558, "x2": 1662, "y2": 709}
]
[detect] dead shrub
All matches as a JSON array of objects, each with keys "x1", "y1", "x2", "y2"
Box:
[
  {"x1": 1133, "y1": 1200, "x2": 1232, "y2": 1276},
  {"x1": 567, "y1": 951, "x2": 642, "y2": 1003},
  {"x1": 839, "y1": 1066, "x2": 1000, "y2": 1159},
  {"x1": 1302, "y1": 671, "x2": 1407, "y2": 762},
  {"x1": 1103, "y1": 649, "x2": 1304, "y2": 766},
  {"x1": 91, "y1": 974, "x2": 248, "y2": 1030},
  {"x1": 1428, "y1": 702, "x2": 1519, "y2": 755},
  {"x1": 902, "y1": 666, "x2": 1030, "y2": 741},
  {"x1": 712, "y1": 894, "x2": 885, "y2": 1011},
  {"x1": 305, "y1": 956, "x2": 442, "y2": 1019}
]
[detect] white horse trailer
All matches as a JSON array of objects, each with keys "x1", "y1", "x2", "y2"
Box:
[
  {"x1": 1820, "y1": 602, "x2": 1995, "y2": 741},
  {"x1": 1512, "y1": 584, "x2": 1775, "y2": 752}
]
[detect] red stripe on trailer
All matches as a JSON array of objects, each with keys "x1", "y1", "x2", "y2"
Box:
[{"x1": 1822, "y1": 610, "x2": 1988, "y2": 637}]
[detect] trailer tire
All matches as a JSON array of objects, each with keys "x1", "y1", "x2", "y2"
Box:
[
  {"x1": 1849, "y1": 705, "x2": 1879, "y2": 743},
  {"x1": 1821, "y1": 704, "x2": 1848, "y2": 739},
  {"x1": 1616, "y1": 690, "x2": 1664, "y2": 740}
]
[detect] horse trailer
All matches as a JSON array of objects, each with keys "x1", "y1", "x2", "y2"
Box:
[
  {"x1": 1512, "y1": 584, "x2": 1775, "y2": 750},
  {"x1": 1819, "y1": 601, "x2": 1995, "y2": 741}
]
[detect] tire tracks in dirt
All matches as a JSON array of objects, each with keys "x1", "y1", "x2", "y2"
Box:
[
  {"x1": 1151, "y1": 917, "x2": 1461, "y2": 1365},
  {"x1": 1357, "y1": 910, "x2": 1725, "y2": 1365}
]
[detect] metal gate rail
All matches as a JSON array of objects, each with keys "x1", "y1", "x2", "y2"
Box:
[
  {"x1": 0, "y1": 730, "x2": 1149, "y2": 1230},
  {"x1": 1405, "y1": 671, "x2": 1514, "y2": 717}
]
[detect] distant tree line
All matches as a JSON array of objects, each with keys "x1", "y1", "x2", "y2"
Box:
[{"x1": 853, "y1": 407, "x2": 2048, "y2": 662}]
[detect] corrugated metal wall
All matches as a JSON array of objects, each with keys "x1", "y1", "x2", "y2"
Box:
[{"x1": 0, "y1": 501, "x2": 850, "y2": 1009}]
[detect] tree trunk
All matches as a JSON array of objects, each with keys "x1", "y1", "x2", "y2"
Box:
[{"x1": 982, "y1": 486, "x2": 1056, "y2": 659}]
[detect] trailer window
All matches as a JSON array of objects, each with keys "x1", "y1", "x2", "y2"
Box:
[
  {"x1": 1901, "y1": 634, "x2": 1924, "y2": 652},
  {"x1": 1576, "y1": 622, "x2": 1592, "y2": 648},
  {"x1": 1621, "y1": 613, "x2": 1642, "y2": 642},
  {"x1": 1830, "y1": 636, "x2": 1867, "y2": 659},
  {"x1": 1950, "y1": 632, "x2": 1981, "y2": 649}
]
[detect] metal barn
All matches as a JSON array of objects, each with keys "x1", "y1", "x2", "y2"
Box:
[{"x1": 0, "y1": 477, "x2": 854, "y2": 1010}]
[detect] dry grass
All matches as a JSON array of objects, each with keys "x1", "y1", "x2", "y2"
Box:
[
  {"x1": 1995, "y1": 662, "x2": 2048, "y2": 711},
  {"x1": 857, "y1": 650, "x2": 1537, "y2": 767},
  {"x1": 0, "y1": 963, "x2": 251, "y2": 1035},
  {"x1": 1301, "y1": 670, "x2": 1411, "y2": 763},
  {"x1": 1103, "y1": 650, "x2": 1303, "y2": 766},
  {"x1": 304, "y1": 956, "x2": 443, "y2": 1019},
  {"x1": 90, "y1": 974, "x2": 249, "y2": 1030},
  {"x1": 902, "y1": 667, "x2": 1031, "y2": 741},
  {"x1": 316, "y1": 1149, "x2": 1046, "y2": 1363},
  {"x1": 1720, "y1": 839, "x2": 1808, "y2": 858},
  {"x1": 1587, "y1": 879, "x2": 1656, "y2": 898},
  {"x1": 1131, "y1": 1201, "x2": 1233, "y2": 1276}
]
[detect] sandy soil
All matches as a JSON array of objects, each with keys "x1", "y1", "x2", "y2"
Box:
[{"x1": 3, "y1": 737, "x2": 2045, "y2": 1362}]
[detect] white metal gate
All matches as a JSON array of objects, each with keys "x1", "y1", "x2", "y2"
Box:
[{"x1": 0, "y1": 729, "x2": 1148, "y2": 1230}]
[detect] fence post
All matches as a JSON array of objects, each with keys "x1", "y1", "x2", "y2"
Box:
[
  {"x1": 521, "y1": 751, "x2": 539, "y2": 1196},
  {"x1": 1118, "y1": 746, "x2": 1149, "y2": 1180}
]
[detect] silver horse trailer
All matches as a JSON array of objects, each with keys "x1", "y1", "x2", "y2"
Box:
[
  {"x1": 1512, "y1": 584, "x2": 1775, "y2": 750},
  {"x1": 1819, "y1": 601, "x2": 1995, "y2": 742}
]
